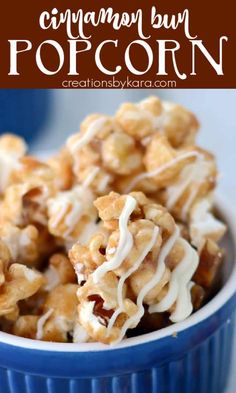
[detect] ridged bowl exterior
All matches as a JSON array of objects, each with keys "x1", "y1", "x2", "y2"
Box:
[{"x1": 0, "y1": 292, "x2": 235, "y2": 393}]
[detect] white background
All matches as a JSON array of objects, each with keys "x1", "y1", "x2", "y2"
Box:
[{"x1": 32, "y1": 89, "x2": 236, "y2": 392}]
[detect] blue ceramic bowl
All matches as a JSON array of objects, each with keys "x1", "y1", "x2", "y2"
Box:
[
  {"x1": 0, "y1": 195, "x2": 235, "y2": 393},
  {"x1": 0, "y1": 90, "x2": 50, "y2": 144}
]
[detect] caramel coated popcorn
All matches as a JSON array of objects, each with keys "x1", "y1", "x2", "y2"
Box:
[
  {"x1": 64, "y1": 97, "x2": 218, "y2": 226},
  {"x1": 44, "y1": 253, "x2": 76, "y2": 291},
  {"x1": 115, "y1": 96, "x2": 199, "y2": 147},
  {"x1": 0, "y1": 262, "x2": 43, "y2": 320},
  {"x1": 70, "y1": 192, "x2": 206, "y2": 344},
  {"x1": 0, "y1": 96, "x2": 226, "y2": 345},
  {"x1": 47, "y1": 185, "x2": 98, "y2": 245},
  {"x1": 0, "y1": 223, "x2": 39, "y2": 265},
  {"x1": 13, "y1": 284, "x2": 78, "y2": 342}
]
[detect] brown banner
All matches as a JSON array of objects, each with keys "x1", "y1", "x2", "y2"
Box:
[{"x1": 0, "y1": 0, "x2": 235, "y2": 88}]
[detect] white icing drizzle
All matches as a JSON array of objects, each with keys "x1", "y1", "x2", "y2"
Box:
[
  {"x1": 166, "y1": 164, "x2": 199, "y2": 211},
  {"x1": 113, "y1": 225, "x2": 180, "y2": 344},
  {"x1": 64, "y1": 193, "x2": 83, "y2": 232},
  {"x1": 125, "y1": 151, "x2": 201, "y2": 193},
  {"x1": 106, "y1": 226, "x2": 159, "y2": 335},
  {"x1": 47, "y1": 185, "x2": 95, "y2": 237},
  {"x1": 36, "y1": 309, "x2": 54, "y2": 340},
  {"x1": 166, "y1": 155, "x2": 210, "y2": 221},
  {"x1": 48, "y1": 196, "x2": 70, "y2": 229},
  {"x1": 67, "y1": 117, "x2": 108, "y2": 155},
  {"x1": 63, "y1": 167, "x2": 97, "y2": 231},
  {"x1": 170, "y1": 281, "x2": 195, "y2": 323},
  {"x1": 1, "y1": 227, "x2": 33, "y2": 262},
  {"x1": 97, "y1": 174, "x2": 111, "y2": 193},
  {"x1": 82, "y1": 166, "x2": 100, "y2": 189},
  {"x1": 92, "y1": 195, "x2": 137, "y2": 283},
  {"x1": 44, "y1": 266, "x2": 60, "y2": 291},
  {"x1": 87, "y1": 205, "x2": 200, "y2": 342},
  {"x1": 52, "y1": 118, "x2": 110, "y2": 239},
  {"x1": 180, "y1": 187, "x2": 199, "y2": 222},
  {"x1": 149, "y1": 238, "x2": 199, "y2": 322}
]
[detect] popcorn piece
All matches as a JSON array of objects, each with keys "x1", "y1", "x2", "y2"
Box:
[
  {"x1": 14, "y1": 298, "x2": 90, "y2": 343},
  {"x1": 189, "y1": 197, "x2": 226, "y2": 250},
  {"x1": 115, "y1": 96, "x2": 199, "y2": 146},
  {"x1": 101, "y1": 132, "x2": 142, "y2": 175},
  {"x1": 0, "y1": 264, "x2": 43, "y2": 319},
  {"x1": 115, "y1": 97, "x2": 164, "y2": 139},
  {"x1": 36, "y1": 284, "x2": 78, "y2": 342},
  {"x1": 44, "y1": 253, "x2": 76, "y2": 291},
  {"x1": 77, "y1": 272, "x2": 138, "y2": 344},
  {"x1": 129, "y1": 264, "x2": 170, "y2": 305},
  {"x1": 11, "y1": 156, "x2": 55, "y2": 187},
  {"x1": 163, "y1": 103, "x2": 199, "y2": 148},
  {"x1": 0, "y1": 133, "x2": 26, "y2": 155},
  {"x1": 0, "y1": 261, "x2": 5, "y2": 287},
  {"x1": 13, "y1": 315, "x2": 38, "y2": 339},
  {"x1": 66, "y1": 114, "x2": 143, "y2": 194},
  {"x1": 34, "y1": 224, "x2": 58, "y2": 263},
  {"x1": 75, "y1": 166, "x2": 113, "y2": 196},
  {"x1": 0, "y1": 224, "x2": 39, "y2": 265},
  {"x1": 47, "y1": 185, "x2": 97, "y2": 243},
  {"x1": 0, "y1": 183, "x2": 48, "y2": 227},
  {"x1": 14, "y1": 285, "x2": 79, "y2": 342},
  {"x1": 162, "y1": 148, "x2": 217, "y2": 222},
  {"x1": 193, "y1": 239, "x2": 224, "y2": 290},
  {"x1": 0, "y1": 240, "x2": 11, "y2": 286},
  {"x1": 47, "y1": 148, "x2": 74, "y2": 191},
  {"x1": 18, "y1": 288, "x2": 47, "y2": 316},
  {"x1": 69, "y1": 230, "x2": 109, "y2": 284},
  {"x1": 143, "y1": 200, "x2": 176, "y2": 236},
  {"x1": 0, "y1": 157, "x2": 57, "y2": 227},
  {"x1": 143, "y1": 134, "x2": 191, "y2": 188},
  {"x1": 114, "y1": 172, "x2": 158, "y2": 196},
  {"x1": 94, "y1": 191, "x2": 130, "y2": 224},
  {"x1": 66, "y1": 114, "x2": 113, "y2": 172}
]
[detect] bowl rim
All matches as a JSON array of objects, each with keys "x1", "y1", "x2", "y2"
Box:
[{"x1": 0, "y1": 193, "x2": 235, "y2": 352}]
